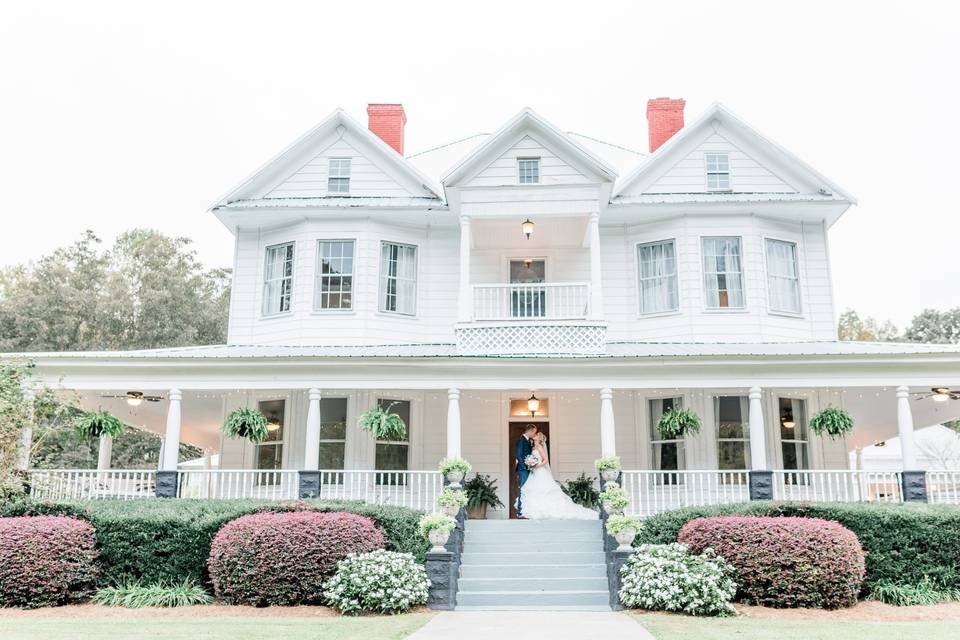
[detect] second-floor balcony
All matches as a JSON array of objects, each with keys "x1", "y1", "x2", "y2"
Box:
[{"x1": 472, "y1": 282, "x2": 591, "y2": 321}]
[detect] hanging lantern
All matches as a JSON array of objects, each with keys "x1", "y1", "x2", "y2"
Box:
[
  {"x1": 527, "y1": 392, "x2": 540, "y2": 416},
  {"x1": 521, "y1": 218, "x2": 535, "y2": 239}
]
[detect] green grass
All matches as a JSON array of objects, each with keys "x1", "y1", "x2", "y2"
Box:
[
  {"x1": 635, "y1": 612, "x2": 959, "y2": 640},
  {"x1": 0, "y1": 613, "x2": 435, "y2": 640}
]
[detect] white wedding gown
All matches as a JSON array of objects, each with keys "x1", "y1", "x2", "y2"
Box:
[{"x1": 520, "y1": 462, "x2": 598, "y2": 520}]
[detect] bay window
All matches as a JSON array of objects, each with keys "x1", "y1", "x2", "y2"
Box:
[
  {"x1": 262, "y1": 242, "x2": 294, "y2": 316},
  {"x1": 638, "y1": 239, "x2": 678, "y2": 314},
  {"x1": 702, "y1": 237, "x2": 745, "y2": 309},
  {"x1": 315, "y1": 240, "x2": 355, "y2": 311},
  {"x1": 766, "y1": 238, "x2": 801, "y2": 314},
  {"x1": 379, "y1": 242, "x2": 417, "y2": 315}
]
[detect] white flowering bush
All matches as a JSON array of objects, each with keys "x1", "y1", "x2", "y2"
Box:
[
  {"x1": 324, "y1": 550, "x2": 429, "y2": 615},
  {"x1": 619, "y1": 543, "x2": 736, "y2": 617}
]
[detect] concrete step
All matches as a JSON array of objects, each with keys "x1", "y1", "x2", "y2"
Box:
[
  {"x1": 460, "y1": 551, "x2": 607, "y2": 565},
  {"x1": 465, "y1": 532, "x2": 601, "y2": 544},
  {"x1": 466, "y1": 520, "x2": 601, "y2": 533},
  {"x1": 465, "y1": 540, "x2": 601, "y2": 553},
  {"x1": 460, "y1": 563, "x2": 608, "y2": 579},
  {"x1": 459, "y1": 577, "x2": 609, "y2": 592},
  {"x1": 456, "y1": 589, "x2": 610, "y2": 608}
]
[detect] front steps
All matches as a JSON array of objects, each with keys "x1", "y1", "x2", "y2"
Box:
[{"x1": 456, "y1": 519, "x2": 609, "y2": 610}]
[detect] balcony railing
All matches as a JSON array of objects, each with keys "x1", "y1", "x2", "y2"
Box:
[{"x1": 472, "y1": 282, "x2": 590, "y2": 321}]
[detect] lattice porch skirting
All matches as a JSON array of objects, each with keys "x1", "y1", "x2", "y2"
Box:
[{"x1": 455, "y1": 323, "x2": 607, "y2": 356}]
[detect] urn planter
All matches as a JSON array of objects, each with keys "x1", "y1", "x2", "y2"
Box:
[
  {"x1": 428, "y1": 528, "x2": 452, "y2": 552},
  {"x1": 445, "y1": 470, "x2": 465, "y2": 489},
  {"x1": 614, "y1": 527, "x2": 637, "y2": 551},
  {"x1": 440, "y1": 504, "x2": 460, "y2": 517},
  {"x1": 601, "y1": 468, "x2": 620, "y2": 483},
  {"x1": 603, "y1": 501, "x2": 624, "y2": 515}
]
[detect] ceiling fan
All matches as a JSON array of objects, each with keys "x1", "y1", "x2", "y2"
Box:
[
  {"x1": 99, "y1": 391, "x2": 165, "y2": 407},
  {"x1": 911, "y1": 387, "x2": 960, "y2": 403}
]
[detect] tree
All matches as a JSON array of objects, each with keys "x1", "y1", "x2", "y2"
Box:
[
  {"x1": 903, "y1": 308, "x2": 960, "y2": 344},
  {"x1": 837, "y1": 309, "x2": 899, "y2": 342}
]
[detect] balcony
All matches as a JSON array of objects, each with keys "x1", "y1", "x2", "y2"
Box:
[{"x1": 472, "y1": 282, "x2": 591, "y2": 321}]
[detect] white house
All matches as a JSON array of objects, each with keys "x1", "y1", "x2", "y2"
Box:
[{"x1": 15, "y1": 99, "x2": 960, "y2": 516}]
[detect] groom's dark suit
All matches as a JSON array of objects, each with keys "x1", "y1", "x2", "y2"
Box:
[{"x1": 515, "y1": 434, "x2": 533, "y2": 516}]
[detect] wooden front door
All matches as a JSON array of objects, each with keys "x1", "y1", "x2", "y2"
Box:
[{"x1": 508, "y1": 422, "x2": 550, "y2": 519}]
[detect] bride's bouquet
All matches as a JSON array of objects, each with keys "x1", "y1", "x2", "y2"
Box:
[{"x1": 524, "y1": 451, "x2": 542, "y2": 470}]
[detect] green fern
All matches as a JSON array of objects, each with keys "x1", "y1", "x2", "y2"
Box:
[
  {"x1": 809, "y1": 406, "x2": 854, "y2": 439},
  {"x1": 222, "y1": 407, "x2": 269, "y2": 443},
  {"x1": 74, "y1": 410, "x2": 124, "y2": 440},
  {"x1": 656, "y1": 408, "x2": 702, "y2": 439},
  {"x1": 358, "y1": 403, "x2": 407, "y2": 441}
]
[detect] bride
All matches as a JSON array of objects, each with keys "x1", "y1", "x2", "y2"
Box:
[{"x1": 520, "y1": 433, "x2": 598, "y2": 520}]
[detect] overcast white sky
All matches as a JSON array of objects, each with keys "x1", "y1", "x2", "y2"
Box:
[{"x1": 2, "y1": 1, "x2": 958, "y2": 328}]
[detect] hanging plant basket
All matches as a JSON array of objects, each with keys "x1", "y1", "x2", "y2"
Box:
[
  {"x1": 358, "y1": 403, "x2": 407, "y2": 441},
  {"x1": 74, "y1": 410, "x2": 124, "y2": 440},
  {"x1": 809, "y1": 406, "x2": 854, "y2": 439},
  {"x1": 223, "y1": 407, "x2": 270, "y2": 443},
  {"x1": 656, "y1": 408, "x2": 702, "y2": 440}
]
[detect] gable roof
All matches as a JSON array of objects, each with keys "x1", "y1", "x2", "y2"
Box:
[{"x1": 612, "y1": 102, "x2": 856, "y2": 204}]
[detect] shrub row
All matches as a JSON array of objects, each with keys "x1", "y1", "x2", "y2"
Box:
[{"x1": 638, "y1": 501, "x2": 960, "y2": 592}]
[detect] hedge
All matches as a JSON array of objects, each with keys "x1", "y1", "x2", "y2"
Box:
[
  {"x1": 0, "y1": 498, "x2": 428, "y2": 586},
  {"x1": 638, "y1": 501, "x2": 960, "y2": 592}
]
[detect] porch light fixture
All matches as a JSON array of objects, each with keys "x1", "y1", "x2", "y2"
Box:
[
  {"x1": 781, "y1": 413, "x2": 796, "y2": 429},
  {"x1": 126, "y1": 391, "x2": 144, "y2": 407},
  {"x1": 521, "y1": 218, "x2": 535, "y2": 240},
  {"x1": 267, "y1": 422, "x2": 281, "y2": 432},
  {"x1": 933, "y1": 391, "x2": 950, "y2": 403},
  {"x1": 527, "y1": 392, "x2": 540, "y2": 417}
]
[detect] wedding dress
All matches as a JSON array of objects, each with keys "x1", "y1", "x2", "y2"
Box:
[{"x1": 520, "y1": 459, "x2": 598, "y2": 521}]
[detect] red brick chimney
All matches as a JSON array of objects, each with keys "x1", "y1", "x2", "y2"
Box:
[
  {"x1": 367, "y1": 103, "x2": 406, "y2": 154},
  {"x1": 646, "y1": 98, "x2": 686, "y2": 153}
]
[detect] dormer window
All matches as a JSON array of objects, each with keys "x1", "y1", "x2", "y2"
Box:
[
  {"x1": 705, "y1": 153, "x2": 730, "y2": 190},
  {"x1": 518, "y1": 158, "x2": 540, "y2": 184},
  {"x1": 327, "y1": 158, "x2": 351, "y2": 194}
]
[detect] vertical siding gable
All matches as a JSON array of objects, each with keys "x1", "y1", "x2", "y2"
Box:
[{"x1": 465, "y1": 135, "x2": 593, "y2": 187}]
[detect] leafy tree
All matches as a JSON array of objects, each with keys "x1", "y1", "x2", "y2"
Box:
[
  {"x1": 837, "y1": 309, "x2": 899, "y2": 342},
  {"x1": 903, "y1": 308, "x2": 960, "y2": 344}
]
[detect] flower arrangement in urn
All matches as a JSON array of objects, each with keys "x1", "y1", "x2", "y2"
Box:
[
  {"x1": 438, "y1": 458, "x2": 472, "y2": 489},
  {"x1": 599, "y1": 485, "x2": 629, "y2": 514},
  {"x1": 437, "y1": 488, "x2": 468, "y2": 516},
  {"x1": 606, "y1": 514, "x2": 643, "y2": 551},
  {"x1": 418, "y1": 513, "x2": 457, "y2": 552},
  {"x1": 594, "y1": 455, "x2": 621, "y2": 483}
]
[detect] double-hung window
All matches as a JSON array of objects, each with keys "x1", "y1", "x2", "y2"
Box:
[
  {"x1": 638, "y1": 240, "x2": 678, "y2": 314},
  {"x1": 255, "y1": 399, "x2": 285, "y2": 482},
  {"x1": 765, "y1": 239, "x2": 801, "y2": 314},
  {"x1": 705, "y1": 153, "x2": 730, "y2": 190},
  {"x1": 317, "y1": 397, "x2": 348, "y2": 471},
  {"x1": 262, "y1": 242, "x2": 294, "y2": 315},
  {"x1": 379, "y1": 241, "x2": 417, "y2": 315},
  {"x1": 327, "y1": 158, "x2": 351, "y2": 194},
  {"x1": 779, "y1": 397, "x2": 809, "y2": 473},
  {"x1": 518, "y1": 158, "x2": 540, "y2": 184},
  {"x1": 375, "y1": 398, "x2": 410, "y2": 484},
  {"x1": 715, "y1": 395, "x2": 750, "y2": 470},
  {"x1": 315, "y1": 240, "x2": 355, "y2": 311},
  {"x1": 649, "y1": 397, "x2": 685, "y2": 483},
  {"x1": 702, "y1": 237, "x2": 745, "y2": 309}
]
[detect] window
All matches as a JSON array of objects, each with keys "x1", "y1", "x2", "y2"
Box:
[
  {"x1": 779, "y1": 398, "x2": 809, "y2": 472},
  {"x1": 315, "y1": 240, "x2": 355, "y2": 311},
  {"x1": 638, "y1": 240, "x2": 679, "y2": 314},
  {"x1": 650, "y1": 397, "x2": 685, "y2": 482},
  {"x1": 518, "y1": 158, "x2": 540, "y2": 184},
  {"x1": 375, "y1": 399, "x2": 410, "y2": 483},
  {"x1": 379, "y1": 242, "x2": 417, "y2": 315},
  {"x1": 509, "y1": 259, "x2": 546, "y2": 318},
  {"x1": 255, "y1": 400, "x2": 285, "y2": 480},
  {"x1": 705, "y1": 153, "x2": 730, "y2": 190},
  {"x1": 766, "y1": 239, "x2": 801, "y2": 314},
  {"x1": 327, "y1": 158, "x2": 351, "y2": 194},
  {"x1": 318, "y1": 397, "x2": 348, "y2": 470},
  {"x1": 262, "y1": 243, "x2": 294, "y2": 315},
  {"x1": 715, "y1": 396, "x2": 750, "y2": 469},
  {"x1": 702, "y1": 237, "x2": 745, "y2": 309}
]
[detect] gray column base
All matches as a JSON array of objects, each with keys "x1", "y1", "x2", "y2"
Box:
[
  {"x1": 607, "y1": 549, "x2": 632, "y2": 610},
  {"x1": 901, "y1": 470, "x2": 928, "y2": 503},
  {"x1": 749, "y1": 470, "x2": 774, "y2": 501},
  {"x1": 298, "y1": 470, "x2": 321, "y2": 499},
  {"x1": 426, "y1": 551, "x2": 458, "y2": 610},
  {"x1": 155, "y1": 470, "x2": 178, "y2": 498}
]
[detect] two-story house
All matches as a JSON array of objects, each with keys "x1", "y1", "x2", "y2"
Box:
[{"x1": 17, "y1": 99, "x2": 960, "y2": 516}]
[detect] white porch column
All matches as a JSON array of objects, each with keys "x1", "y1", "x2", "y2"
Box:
[
  {"x1": 160, "y1": 389, "x2": 182, "y2": 471},
  {"x1": 16, "y1": 386, "x2": 35, "y2": 470},
  {"x1": 588, "y1": 213, "x2": 604, "y2": 320},
  {"x1": 599, "y1": 387, "x2": 616, "y2": 457},
  {"x1": 446, "y1": 388, "x2": 462, "y2": 459},
  {"x1": 457, "y1": 216, "x2": 473, "y2": 322},
  {"x1": 748, "y1": 386, "x2": 768, "y2": 469},
  {"x1": 97, "y1": 435, "x2": 113, "y2": 471},
  {"x1": 304, "y1": 388, "x2": 322, "y2": 471},
  {"x1": 896, "y1": 386, "x2": 916, "y2": 469}
]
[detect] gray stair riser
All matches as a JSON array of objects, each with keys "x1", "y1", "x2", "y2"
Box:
[
  {"x1": 466, "y1": 522, "x2": 600, "y2": 532},
  {"x1": 460, "y1": 564, "x2": 607, "y2": 579},
  {"x1": 460, "y1": 551, "x2": 606, "y2": 565},
  {"x1": 465, "y1": 533, "x2": 601, "y2": 544},
  {"x1": 455, "y1": 605, "x2": 612, "y2": 612},
  {"x1": 466, "y1": 541, "x2": 601, "y2": 553},
  {"x1": 459, "y1": 577, "x2": 609, "y2": 591},
  {"x1": 456, "y1": 591, "x2": 610, "y2": 607}
]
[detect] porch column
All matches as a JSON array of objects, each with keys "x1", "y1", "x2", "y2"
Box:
[
  {"x1": 97, "y1": 435, "x2": 113, "y2": 471},
  {"x1": 588, "y1": 213, "x2": 604, "y2": 320},
  {"x1": 600, "y1": 387, "x2": 616, "y2": 457},
  {"x1": 457, "y1": 216, "x2": 472, "y2": 322},
  {"x1": 896, "y1": 386, "x2": 916, "y2": 469},
  {"x1": 17, "y1": 385, "x2": 35, "y2": 470},
  {"x1": 446, "y1": 388, "x2": 462, "y2": 458},
  {"x1": 160, "y1": 389, "x2": 182, "y2": 471},
  {"x1": 748, "y1": 386, "x2": 768, "y2": 469},
  {"x1": 303, "y1": 388, "x2": 322, "y2": 471}
]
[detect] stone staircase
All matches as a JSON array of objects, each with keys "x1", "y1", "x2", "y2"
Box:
[{"x1": 456, "y1": 519, "x2": 610, "y2": 610}]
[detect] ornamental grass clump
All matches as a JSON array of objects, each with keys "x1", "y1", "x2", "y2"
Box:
[
  {"x1": 92, "y1": 579, "x2": 212, "y2": 608},
  {"x1": 619, "y1": 543, "x2": 736, "y2": 616},
  {"x1": 324, "y1": 550, "x2": 429, "y2": 615}
]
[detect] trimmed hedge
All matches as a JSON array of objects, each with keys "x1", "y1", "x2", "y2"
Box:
[
  {"x1": 638, "y1": 501, "x2": 960, "y2": 592},
  {"x1": 0, "y1": 516, "x2": 99, "y2": 608},
  {"x1": 0, "y1": 498, "x2": 428, "y2": 586},
  {"x1": 678, "y1": 516, "x2": 865, "y2": 608}
]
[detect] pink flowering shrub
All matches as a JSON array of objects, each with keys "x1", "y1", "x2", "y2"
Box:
[
  {"x1": 0, "y1": 516, "x2": 99, "y2": 608},
  {"x1": 678, "y1": 516, "x2": 865, "y2": 608},
  {"x1": 208, "y1": 511, "x2": 385, "y2": 606}
]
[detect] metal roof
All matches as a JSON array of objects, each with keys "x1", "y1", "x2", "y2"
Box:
[
  {"x1": 610, "y1": 192, "x2": 846, "y2": 205},
  {"x1": 216, "y1": 196, "x2": 444, "y2": 210}
]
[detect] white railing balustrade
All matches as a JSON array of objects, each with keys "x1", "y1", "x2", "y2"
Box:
[
  {"x1": 621, "y1": 470, "x2": 751, "y2": 517},
  {"x1": 28, "y1": 469, "x2": 156, "y2": 501},
  {"x1": 927, "y1": 471, "x2": 960, "y2": 504},
  {"x1": 309, "y1": 470, "x2": 442, "y2": 512},
  {"x1": 176, "y1": 470, "x2": 299, "y2": 500},
  {"x1": 472, "y1": 283, "x2": 590, "y2": 321},
  {"x1": 772, "y1": 470, "x2": 903, "y2": 503}
]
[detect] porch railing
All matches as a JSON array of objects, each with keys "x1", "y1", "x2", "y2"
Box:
[
  {"x1": 927, "y1": 470, "x2": 960, "y2": 504},
  {"x1": 772, "y1": 470, "x2": 903, "y2": 503},
  {"x1": 472, "y1": 282, "x2": 590, "y2": 321},
  {"x1": 176, "y1": 470, "x2": 299, "y2": 500},
  {"x1": 27, "y1": 469, "x2": 157, "y2": 501},
  {"x1": 309, "y1": 470, "x2": 443, "y2": 512},
  {"x1": 621, "y1": 470, "x2": 751, "y2": 517}
]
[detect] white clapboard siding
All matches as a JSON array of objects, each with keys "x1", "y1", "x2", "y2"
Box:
[{"x1": 465, "y1": 135, "x2": 592, "y2": 187}]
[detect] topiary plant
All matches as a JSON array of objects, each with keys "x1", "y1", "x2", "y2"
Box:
[
  {"x1": 809, "y1": 406, "x2": 854, "y2": 439},
  {"x1": 74, "y1": 410, "x2": 124, "y2": 440},
  {"x1": 222, "y1": 407, "x2": 269, "y2": 443},
  {"x1": 656, "y1": 408, "x2": 702, "y2": 439},
  {"x1": 357, "y1": 403, "x2": 407, "y2": 441}
]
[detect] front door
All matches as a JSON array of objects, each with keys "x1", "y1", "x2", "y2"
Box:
[{"x1": 508, "y1": 421, "x2": 550, "y2": 519}]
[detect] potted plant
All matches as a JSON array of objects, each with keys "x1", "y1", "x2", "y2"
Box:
[
  {"x1": 599, "y1": 485, "x2": 629, "y2": 515},
  {"x1": 809, "y1": 406, "x2": 854, "y2": 439},
  {"x1": 656, "y1": 407, "x2": 702, "y2": 439},
  {"x1": 594, "y1": 455, "x2": 622, "y2": 483},
  {"x1": 357, "y1": 402, "x2": 407, "y2": 441},
  {"x1": 74, "y1": 410, "x2": 124, "y2": 440},
  {"x1": 606, "y1": 514, "x2": 642, "y2": 551},
  {"x1": 463, "y1": 474, "x2": 504, "y2": 519},
  {"x1": 437, "y1": 487, "x2": 468, "y2": 516},
  {"x1": 561, "y1": 473, "x2": 600, "y2": 509},
  {"x1": 222, "y1": 407, "x2": 269, "y2": 443},
  {"x1": 438, "y1": 457, "x2": 472, "y2": 489},
  {"x1": 419, "y1": 513, "x2": 457, "y2": 552}
]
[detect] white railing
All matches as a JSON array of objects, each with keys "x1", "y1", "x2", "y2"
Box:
[
  {"x1": 176, "y1": 470, "x2": 299, "y2": 500},
  {"x1": 621, "y1": 470, "x2": 751, "y2": 517},
  {"x1": 472, "y1": 282, "x2": 590, "y2": 321},
  {"x1": 309, "y1": 470, "x2": 442, "y2": 512},
  {"x1": 927, "y1": 471, "x2": 960, "y2": 504},
  {"x1": 772, "y1": 470, "x2": 903, "y2": 503},
  {"x1": 28, "y1": 469, "x2": 156, "y2": 500}
]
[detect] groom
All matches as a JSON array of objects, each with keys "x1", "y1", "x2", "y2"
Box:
[{"x1": 514, "y1": 424, "x2": 538, "y2": 517}]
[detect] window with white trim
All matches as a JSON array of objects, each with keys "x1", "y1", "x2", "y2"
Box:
[
  {"x1": 262, "y1": 243, "x2": 294, "y2": 315},
  {"x1": 375, "y1": 398, "x2": 410, "y2": 483},
  {"x1": 638, "y1": 240, "x2": 678, "y2": 314},
  {"x1": 715, "y1": 395, "x2": 750, "y2": 470},
  {"x1": 702, "y1": 237, "x2": 745, "y2": 309},
  {"x1": 327, "y1": 158, "x2": 351, "y2": 194},
  {"x1": 315, "y1": 240, "x2": 355, "y2": 311},
  {"x1": 778, "y1": 397, "x2": 809, "y2": 472},
  {"x1": 649, "y1": 397, "x2": 685, "y2": 482},
  {"x1": 765, "y1": 239, "x2": 801, "y2": 314},
  {"x1": 255, "y1": 399, "x2": 285, "y2": 481},
  {"x1": 705, "y1": 153, "x2": 730, "y2": 190},
  {"x1": 318, "y1": 397, "x2": 348, "y2": 470},
  {"x1": 379, "y1": 242, "x2": 417, "y2": 315},
  {"x1": 518, "y1": 158, "x2": 540, "y2": 184}
]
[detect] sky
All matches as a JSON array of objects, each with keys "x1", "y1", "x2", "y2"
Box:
[{"x1": 1, "y1": 1, "x2": 958, "y2": 328}]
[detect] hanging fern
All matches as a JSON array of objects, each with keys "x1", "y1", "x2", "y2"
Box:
[
  {"x1": 74, "y1": 410, "x2": 125, "y2": 440},
  {"x1": 809, "y1": 406, "x2": 854, "y2": 439},
  {"x1": 358, "y1": 403, "x2": 407, "y2": 441},
  {"x1": 222, "y1": 407, "x2": 270, "y2": 443},
  {"x1": 656, "y1": 408, "x2": 702, "y2": 439}
]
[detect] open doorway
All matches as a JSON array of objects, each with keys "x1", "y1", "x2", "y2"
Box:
[{"x1": 507, "y1": 421, "x2": 550, "y2": 519}]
